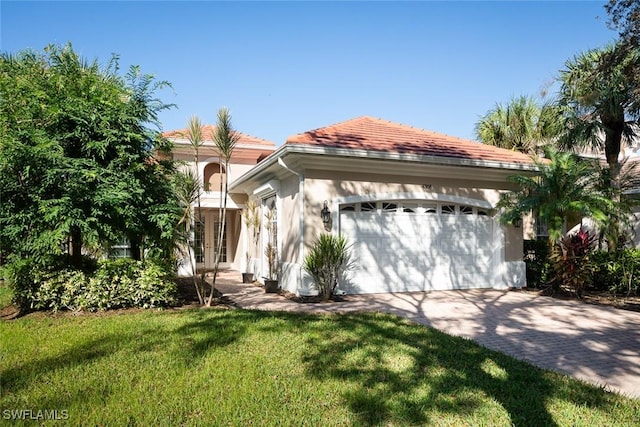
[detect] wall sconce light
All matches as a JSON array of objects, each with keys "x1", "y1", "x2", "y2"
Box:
[
  {"x1": 320, "y1": 200, "x2": 331, "y2": 225},
  {"x1": 513, "y1": 217, "x2": 522, "y2": 228}
]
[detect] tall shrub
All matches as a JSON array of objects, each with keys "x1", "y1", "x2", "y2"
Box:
[
  {"x1": 303, "y1": 234, "x2": 352, "y2": 301},
  {"x1": 6, "y1": 258, "x2": 176, "y2": 313},
  {"x1": 592, "y1": 249, "x2": 640, "y2": 296},
  {"x1": 549, "y1": 228, "x2": 596, "y2": 297}
]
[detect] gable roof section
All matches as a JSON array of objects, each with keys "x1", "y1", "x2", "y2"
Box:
[
  {"x1": 286, "y1": 116, "x2": 534, "y2": 165},
  {"x1": 163, "y1": 125, "x2": 275, "y2": 148}
]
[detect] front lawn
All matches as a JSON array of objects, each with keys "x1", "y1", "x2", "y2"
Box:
[{"x1": 1, "y1": 308, "x2": 638, "y2": 426}]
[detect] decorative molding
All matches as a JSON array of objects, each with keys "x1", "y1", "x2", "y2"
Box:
[{"x1": 253, "y1": 180, "x2": 280, "y2": 198}]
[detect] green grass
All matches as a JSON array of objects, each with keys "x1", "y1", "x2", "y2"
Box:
[{"x1": 1, "y1": 308, "x2": 639, "y2": 426}]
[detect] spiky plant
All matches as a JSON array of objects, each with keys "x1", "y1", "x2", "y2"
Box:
[
  {"x1": 207, "y1": 107, "x2": 239, "y2": 306},
  {"x1": 303, "y1": 234, "x2": 353, "y2": 301}
]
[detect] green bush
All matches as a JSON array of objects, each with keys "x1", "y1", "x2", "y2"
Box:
[
  {"x1": 591, "y1": 249, "x2": 640, "y2": 296},
  {"x1": 4, "y1": 257, "x2": 39, "y2": 311},
  {"x1": 5, "y1": 257, "x2": 176, "y2": 313},
  {"x1": 84, "y1": 258, "x2": 176, "y2": 310},
  {"x1": 549, "y1": 229, "x2": 596, "y2": 297},
  {"x1": 523, "y1": 239, "x2": 551, "y2": 288}
]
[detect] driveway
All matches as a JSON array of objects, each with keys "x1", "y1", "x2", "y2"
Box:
[{"x1": 215, "y1": 272, "x2": 640, "y2": 399}]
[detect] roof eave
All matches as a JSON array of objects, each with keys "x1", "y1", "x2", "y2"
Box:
[{"x1": 229, "y1": 144, "x2": 538, "y2": 193}]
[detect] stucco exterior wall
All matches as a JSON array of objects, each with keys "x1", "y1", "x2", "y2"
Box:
[{"x1": 279, "y1": 174, "x2": 301, "y2": 265}]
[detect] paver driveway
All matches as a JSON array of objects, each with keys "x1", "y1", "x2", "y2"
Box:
[{"x1": 215, "y1": 272, "x2": 640, "y2": 399}]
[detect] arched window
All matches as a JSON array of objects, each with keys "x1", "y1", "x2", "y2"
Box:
[{"x1": 203, "y1": 162, "x2": 226, "y2": 192}]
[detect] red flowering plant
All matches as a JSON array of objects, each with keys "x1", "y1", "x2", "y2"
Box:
[{"x1": 549, "y1": 227, "x2": 597, "y2": 297}]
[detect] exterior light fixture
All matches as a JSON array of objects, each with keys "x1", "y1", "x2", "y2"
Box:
[
  {"x1": 320, "y1": 200, "x2": 331, "y2": 225},
  {"x1": 513, "y1": 217, "x2": 522, "y2": 228}
]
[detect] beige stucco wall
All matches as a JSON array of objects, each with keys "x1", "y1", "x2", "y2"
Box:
[{"x1": 279, "y1": 174, "x2": 301, "y2": 265}]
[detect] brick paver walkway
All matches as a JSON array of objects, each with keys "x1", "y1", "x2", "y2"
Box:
[{"x1": 215, "y1": 271, "x2": 640, "y2": 399}]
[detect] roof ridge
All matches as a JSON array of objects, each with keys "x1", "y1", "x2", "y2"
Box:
[
  {"x1": 163, "y1": 124, "x2": 275, "y2": 146},
  {"x1": 285, "y1": 116, "x2": 373, "y2": 140}
]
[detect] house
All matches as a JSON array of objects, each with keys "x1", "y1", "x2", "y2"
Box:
[
  {"x1": 223, "y1": 116, "x2": 538, "y2": 295},
  {"x1": 163, "y1": 126, "x2": 277, "y2": 275}
]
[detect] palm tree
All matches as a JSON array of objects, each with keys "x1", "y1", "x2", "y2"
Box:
[
  {"x1": 497, "y1": 147, "x2": 613, "y2": 247},
  {"x1": 206, "y1": 107, "x2": 239, "y2": 307},
  {"x1": 558, "y1": 43, "x2": 640, "y2": 250},
  {"x1": 174, "y1": 170, "x2": 204, "y2": 305},
  {"x1": 183, "y1": 116, "x2": 205, "y2": 262},
  {"x1": 557, "y1": 43, "x2": 640, "y2": 196},
  {"x1": 475, "y1": 95, "x2": 562, "y2": 154}
]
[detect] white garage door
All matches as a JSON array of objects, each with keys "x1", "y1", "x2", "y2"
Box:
[{"x1": 339, "y1": 200, "x2": 494, "y2": 293}]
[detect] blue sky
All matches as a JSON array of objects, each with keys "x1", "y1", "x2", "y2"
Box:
[{"x1": 1, "y1": 1, "x2": 620, "y2": 145}]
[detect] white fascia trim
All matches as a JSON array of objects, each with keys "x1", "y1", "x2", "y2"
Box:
[
  {"x1": 290, "y1": 144, "x2": 538, "y2": 171},
  {"x1": 229, "y1": 144, "x2": 538, "y2": 191},
  {"x1": 229, "y1": 144, "x2": 291, "y2": 191}
]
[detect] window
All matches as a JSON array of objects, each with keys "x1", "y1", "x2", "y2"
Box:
[
  {"x1": 264, "y1": 196, "x2": 278, "y2": 246},
  {"x1": 460, "y1": 205, "x2": 474, "y2": 215},
  {"x1": 194, "y1": 220, "x2": 204, "y2": 263},
  {"x1": 360, "y1": 202, "x2": 377, "y2": 212},
  {"x1": 110, "y1": 237, "x2": 131, "y2": 259},
  {"x1": 381, "y1": 202, "x2": 398, "y2": 213},
  {"x1": 441, "y1": 205, "x2": 455, "y2": 215},
  {"x1": 214, "y1": 221, "x2": 227, "y2": 262},
  {"x1": 535, "y1": 213, "x2": 549, "y2": 238},
  {"x1": 338, "y1": 201, "x2": 493, "y2": 216},
  {"x1": 423, "y1": 204, "x2": 437, "y2": 214}
]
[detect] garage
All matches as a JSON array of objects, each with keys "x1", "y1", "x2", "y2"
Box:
[
  {"x1": 230, "y1": 116, "x2": 533, "y2": 295},
  {"x1": 339, "y1": 199, "x2": 495, "y2": 293}
]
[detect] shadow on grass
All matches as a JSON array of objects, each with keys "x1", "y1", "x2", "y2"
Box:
[
  {"x1": 301, "y1": 312, "x2": 616, "y2": 427},
  {"x1": 0, "y1": 309, "x2": 273, "y2": 398}
]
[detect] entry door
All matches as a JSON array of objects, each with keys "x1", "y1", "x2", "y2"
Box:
[{"x1": 196, "y1": 211, "x2": 228, "y2": 270}]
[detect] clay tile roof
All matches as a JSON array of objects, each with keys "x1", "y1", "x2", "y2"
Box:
[
  {"x1": 163, "y1": 125, "x2": 275, "y2": 147},
  {"x1": 286, "y1": 116, "x2": 534, "y2": 164}
]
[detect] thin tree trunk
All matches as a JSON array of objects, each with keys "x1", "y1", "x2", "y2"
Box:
[
  {"x1": 187, "y1": 242, "x2": 204, "y2": 305},
  {"x1": 129, "y1": 234, "x2": 142, "y2": 261},
  {"x1": 605, "y1": 121, "x2": 624, "y2": 251},
  {"x1": 70, "y1": 225, "x2": 82, "y2": 268},
  {"x1": 207, "y1": 163, "x2": 228, "y2": 307},
  {"x1": 194, "y1": 150, "x2": 208, "y2": 303}
]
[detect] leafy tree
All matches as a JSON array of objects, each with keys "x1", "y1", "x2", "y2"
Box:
[
  {"x1": 0, "y1": 44, "x2": 178, "y2": 268},
  {"x1": 498, "y1": 147, "x2": 613, "y2": 247},
  {"x1": 207, "y1": 107, "x2": 239, "y2": 307},
  {"x1": 606, "y1": 0, "x2": 640, "y2": 48},
  {"x1": 557, "y1": 43, "x2": 640, "y2": 200},
  {"x1": 475, "y1": 95, "x2": 562, "y2": 154}
]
